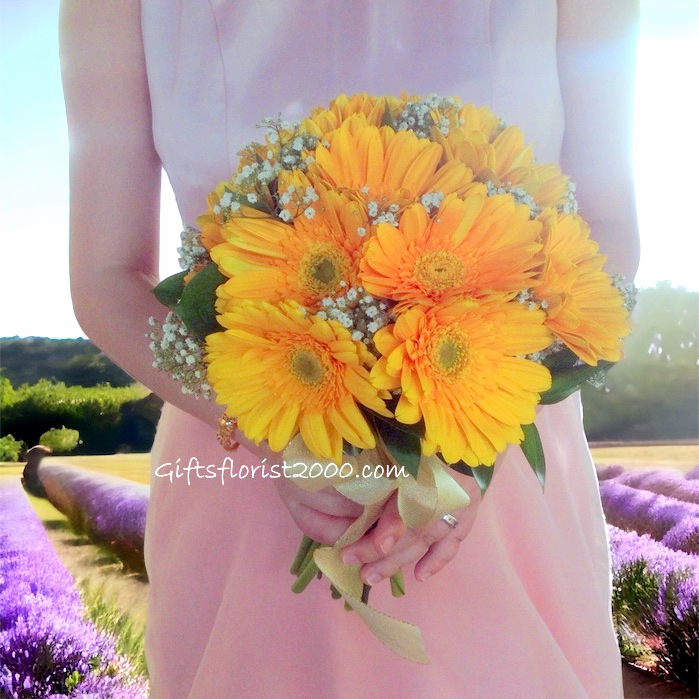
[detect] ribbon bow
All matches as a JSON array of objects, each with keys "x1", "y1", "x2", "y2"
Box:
[{"x1": 283, "y1": 435, "x2": 471, "y2": 663}]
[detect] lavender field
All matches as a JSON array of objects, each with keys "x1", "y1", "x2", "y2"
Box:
[
  {"x1": 1, "y1": 446, "x2": 698, "y2": 696},
  {"x1": 39, "y1": 463, "x2": 149, "y2": 575},
  {"x1": 599, "y1": 459, "x2": 699, "y2": 695},
  {"x1": 0, "y1": 481, "x2": 148, "y2": 697}
]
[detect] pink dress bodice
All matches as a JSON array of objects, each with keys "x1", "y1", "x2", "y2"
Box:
[{"x1": 141, "y1": 0, "x2": 563, "y2": 227}]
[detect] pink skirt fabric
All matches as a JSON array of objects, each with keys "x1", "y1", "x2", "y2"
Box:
[{"x1": 144, "y1": 395, "x2": 623, "y2": 698}]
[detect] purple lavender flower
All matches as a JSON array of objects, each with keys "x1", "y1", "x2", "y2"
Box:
[
  {"x1": 39, "y1": 464, "x2": 149, "y2": 574},
  {"x1": 609, "y1": 525, "x2": 698, "y2": 693},
  {"x1": 686, "y1": 465, "x2": 699, "y2": 481},
  {"x1": 0, "y1": 481, "x2": 148, "y2": 698},
  {"x1": 662, "y1": 517, "x2": 699, "y2": 556},
  {"x1": 599, "y1": 480, "x2": 699, "y2": 543},
  {"x1": 608, "y1": 525, "x2": 699, "y2": 586},
  {"x1": 596, "y1": 464, "x2": 625, "y2": 481},
  {"x1": 614, "y1": 469, "x2": 699, "y2": 506}
]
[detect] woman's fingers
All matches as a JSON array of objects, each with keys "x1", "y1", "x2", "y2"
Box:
[
  {"x1": 277, "y1": 478, "x2": 363, "y2": 518},
  {"x1": 292, "y1": 505, "x2": 357, "y2": 545},
  {"x1": 340, "y1": 492, "x2": 406, "y2": 565},
  {"x1": 357, "y1": 512, "x2": 469, "y2": 585},
  {"x1": 413, "y1": 524, "x2": 466, "y2": 581},
  {"x1": 304, "y1": 486, "x2": 364, "y2": 518},
  {"x1": 275, "y1": 479, "x2": 363, "y2": 544}
]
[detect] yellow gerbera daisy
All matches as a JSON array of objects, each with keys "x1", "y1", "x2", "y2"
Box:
[
  {"x1": 457, "y1": 103, "x2": 501, "y2": 141},
  {"x1": 197, "y1": 183, "x2": 229, "y2": 251},
  {"x1": 197, "y1": 182, "x2": 271, "y2": 252},
  {"x1": 210, "y1": 190, "x2": 368, "y2": 312},
  {"x1": 307, "y1": 116, "x2": 475, "y2": 216},
  {"x1": 533, "y1": 209, "x2": 631, "y2": 365},
  {"x1": 371, "y1": 300, "x2": 552, "y2": 466},
  {"x1": 302, "y1": 93, "x2": 389, "y2": 137},
  {"x1": 206, "y1": 300, "x2": 391, "y2": 460},
  {"x1": 360, "y1": 192, "x2": 544, "y2": 309},
  {"x1": 439, "y1": 124, "x2": 570, "y2": 209}
]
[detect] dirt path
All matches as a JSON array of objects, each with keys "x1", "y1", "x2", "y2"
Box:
[
  {"x1": 622, "y1": 665, "x2": 696, "y2": 698},
  {"x1": 41, "y1": 516, "x2": 149, "y2": 631}
]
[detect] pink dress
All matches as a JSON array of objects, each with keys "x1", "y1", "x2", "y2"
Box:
[{"x1": 141, "y1": 2, "x2": 624, "y2": 696}]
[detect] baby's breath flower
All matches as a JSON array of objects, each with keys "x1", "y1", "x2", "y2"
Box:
[
  {"x1": 612, "y1": 274, "x2": 637, "y2": 312},
  {"x1": 147, "y1": 312, "x2": 212, "y2": 399},
  {"x1": 420, "y1": 191, "x2": 445, "y2": 215},
  {"x1": 560, "y1": 181, "x2": 579, "y2": 215},
  {"x1": 397, "y1": 94, "x2": 462, "y2": 139},
  {"x1": 316, "y1": 288, "x2": 393, "y2": 352},
  {"x1": 177, "y1": 225, "x2": 207, "y2": 271},
  {"x1": 485, "y1": 181, "x2": 540, "y2": 218}
]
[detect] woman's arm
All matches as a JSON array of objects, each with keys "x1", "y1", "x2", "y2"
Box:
[
  {"x1": 60, "y1": 0, "x2": 364, "y2": 534},
  {"x1": 557, "y1": 0, "x2": 641, "y2": 280},
  {"x1": 59, "y1": 0, "x2": 262, "y2": 449}
]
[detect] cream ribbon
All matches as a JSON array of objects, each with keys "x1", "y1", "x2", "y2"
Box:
[{"x1": 283, "y1": 435, "x2": 471, "y2": 663}]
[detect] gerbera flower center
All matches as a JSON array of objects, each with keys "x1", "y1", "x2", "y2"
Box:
[
  {"x1": 299, "y1": 243, "x2": 348, "y2": 295},
  {"x1": 429, "y1": 329, "x2": 470, "y2": 377},
  {"x1": 413, "y1": 250, "x2": 465, "y2": 292},
  {"x1": 289, "y1": 347, "x2": 327, "y2": 386}
]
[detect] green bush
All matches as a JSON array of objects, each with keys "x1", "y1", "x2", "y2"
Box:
[
  {"x1": 0, "y1": 376, "x2": 15, "y2": 409},
  {"x1": 0, "y1": 434, "x2": 25, "y2": 462},
  {"x1": 0, "y1": 379, "x2": 159, "y2": 454},
  {"x1": 39, "y1": 426, "x2": 81, "y2": 454}
]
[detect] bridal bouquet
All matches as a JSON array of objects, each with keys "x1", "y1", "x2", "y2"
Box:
[{"x1": 149, "y1": 93, "x2": 634, "y2": 661}]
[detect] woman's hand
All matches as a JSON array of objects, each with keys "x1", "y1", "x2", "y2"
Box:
[
  {"x1": 340, "y1": 491, "x2": 475, "y2": 584},
  {"x1": 274, "y1": 478, "x2": 364, "y2": 545}
]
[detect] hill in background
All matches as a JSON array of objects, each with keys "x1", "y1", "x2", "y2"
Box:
[{"x1": 0, "y1": 337, "x2": 134, "y2": 387}]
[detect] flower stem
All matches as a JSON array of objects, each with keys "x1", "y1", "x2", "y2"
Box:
[
  {"x1": 290, "y1": 535, "x2": 315, "y2": 575},
  {"x1": 291, "y1": 556, "x2": 319, "y2": 594},
  {"x1": 390, "y1": 571, "x2": 405, "y2": 597},
  {"x1": 298, "y1": 539, "x2": 321, "y2": 574}
]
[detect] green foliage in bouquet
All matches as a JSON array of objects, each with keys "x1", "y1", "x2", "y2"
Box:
[{"x1": 153, "y1": 263, "x2": 226, "y2": 342}]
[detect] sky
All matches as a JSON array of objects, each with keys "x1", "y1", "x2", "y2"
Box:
[{"x1": 1, "y1": 1, "x2": 698, "y2": 339}]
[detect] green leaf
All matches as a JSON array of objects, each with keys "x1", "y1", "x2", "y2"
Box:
[
  {"x1": 520, "y1": 423, "x2": 545, "y2": 491},
  {"x1": 390, "y1": 571, "x2": 405, "y2": 598},
  {"x1": 469, "y1": 465, "x2": 494, "y2": 497},
  {"x1": 153, "y1": 271, "x2": 187, "y2": 308},
  {"x1": 175, "y1": 263, "x2": 227, "y2": 342},
  {"x1": 450, "y1": 460, "x2": 494, "y2": 497},
  {"x1": 65, "y1": 671, "x2": 82, "y2": 691},
  {"x1": 540, "y1": 360, "x2": 614, "y2": 404},
  {"x1": 542, "y1": 346, "x2": 578, "y2": 372},
  {"x1": 374, "y1": 416, "x2": 421, "y2": 479}
]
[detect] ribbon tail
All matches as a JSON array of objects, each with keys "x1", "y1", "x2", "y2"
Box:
[{"x1": 313, "y1": 547, "x2": 431, "y2": 664}]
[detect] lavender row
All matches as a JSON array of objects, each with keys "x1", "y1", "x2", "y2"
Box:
[
  {"x1": 612, "y1": 468, "x2": 699, "y2": 505},
  {"x1": 0, "y1": 481, "x2": 148, "y2": 698},
  {"x1": 608, "y1": 525, "x2": 698, "y2": 693},
  {"x1": 599, "y1": 479, "x2": 699, "y2": 555},
  {"x1": 39, "y1": 464, "x2": 149, "y2": 575}
]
